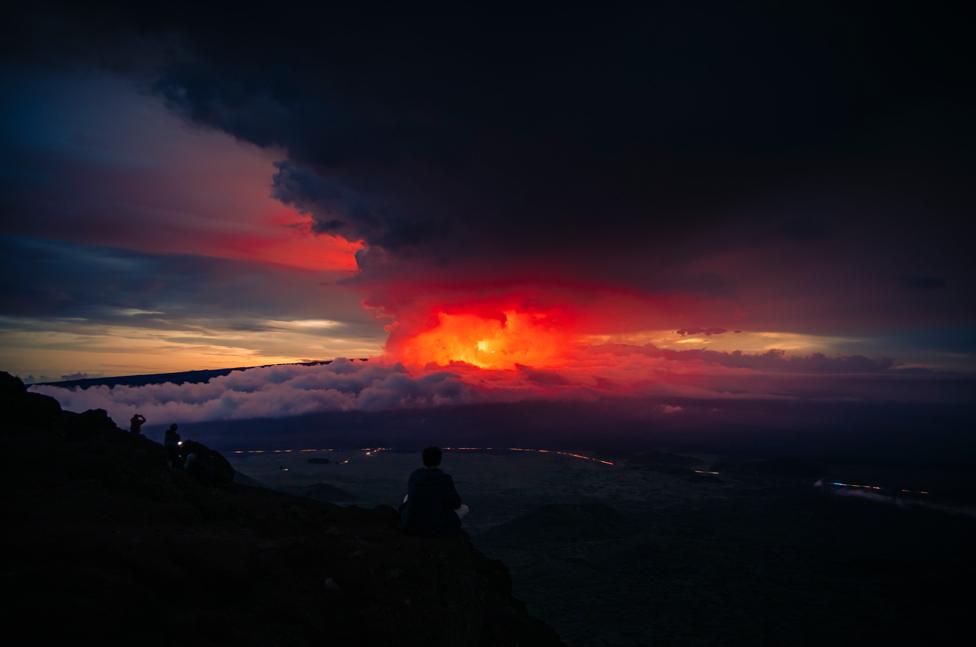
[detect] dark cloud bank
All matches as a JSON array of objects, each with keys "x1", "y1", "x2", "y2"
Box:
[{"x1": 5, "y1": 2, "x2": 974, "y2": 338}]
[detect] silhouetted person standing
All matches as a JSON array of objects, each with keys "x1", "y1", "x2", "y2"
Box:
[
  {"x1": 129, "y1": 414, "x2": 146, "y2": 435},
  {"x1": 399, "y1": 447, "x2": 467, "y2": 537},
  {"x1": 164, "y1": 424, "x2": 182, "y2": 468}
]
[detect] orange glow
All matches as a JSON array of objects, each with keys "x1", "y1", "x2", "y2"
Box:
[
  {"x1": 396, "y1": 309, "x2": 573, "y2": 369},
  {"x1": 208, "y1": 209, "x2": 364, "y2": 272},
  {"x1": 217, "y1": 230, "x2": 364, "y2": 272}
]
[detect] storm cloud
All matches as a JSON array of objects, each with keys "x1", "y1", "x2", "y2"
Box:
[{"x1": 5, "y1": 3, "x2": 974, "y2": 341}]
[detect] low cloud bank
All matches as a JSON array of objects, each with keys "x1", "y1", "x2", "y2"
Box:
[
  {"x1": 30, "y1": 360, "x2": 479, "y2": 424},
  {"x1": 28, "y1": 345, "x2": 963, "y2": 426}
]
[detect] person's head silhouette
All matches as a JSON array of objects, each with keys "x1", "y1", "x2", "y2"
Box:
[
  {"x1": 129, "y1": 414, "x2": 146, "y2": 433},
  {"x1": 422, "y1": 446, "x2": 442, "y2": 468}
]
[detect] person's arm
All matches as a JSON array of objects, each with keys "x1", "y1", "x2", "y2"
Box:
[
  {"x1": 443, "y1": 475, "x2": 462, "y2": 511},
  {"x1": 405, "y1": 470, "x2": 419, "y2": 501},
  {"x1": 399, "y1": 472, "x2": 417, "y2": 526}
]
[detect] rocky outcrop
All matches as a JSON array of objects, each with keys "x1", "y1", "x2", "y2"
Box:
[
  {"x1": 182, "y1": 439, "x2": 236, "y2": 487},
  {"x1": 3, "y1": 372, "x2": 562, "y2": 646}
]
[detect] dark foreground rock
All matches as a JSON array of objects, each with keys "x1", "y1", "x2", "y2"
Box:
[
  {"x1": 182, "y1": 439, "x2": 236, "y2": 487},
  {"x1": 287, "y1": 481, "x2": 359, "y2": 503},
  {"x1": 2, "y1": 372, "x2": 563, "y2": 646},
  {"x1": 482, "y1": 503, "x2": 639, "y2": 547}
]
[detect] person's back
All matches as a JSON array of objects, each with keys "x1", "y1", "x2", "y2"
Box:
[
  {"x1": 129, "y1": 414, "x2": 145, "y2": 435},
  {"x1": 400, "y1": 447, "x2": 464, "y2": 537}
]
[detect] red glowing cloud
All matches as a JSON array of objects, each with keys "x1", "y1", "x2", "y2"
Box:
[
  {"x1": 202, "y1": 208, "x2": 364, "y2": 272},
  {"x1": 389, "y1": 304, "x2": 576, "y2": 370},
  {"x1": 371, "y1": 278, "x2": 728, "y2": 373},
  {"x1": 2, "y1": 74, "x2": 366, "y2": 275}
]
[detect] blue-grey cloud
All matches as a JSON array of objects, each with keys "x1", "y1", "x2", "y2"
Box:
[{"x1": 0, "y1": 236, "x2": 373, "y2": 326}]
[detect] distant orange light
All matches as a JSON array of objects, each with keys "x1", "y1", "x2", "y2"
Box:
[{"x1": 396, "y1": 309, "x2": 571, "y2": 369}]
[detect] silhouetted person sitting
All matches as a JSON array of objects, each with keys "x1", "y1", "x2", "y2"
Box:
[
  {"x1": 164, "y1": 424, "x2": 182, "y2": 468},
  {"x1": 399, "y1": 446, "x2": 468, "y2": 537},
  {"x1": 129, "y1": 414, "x2": 146, "y2": 435}
]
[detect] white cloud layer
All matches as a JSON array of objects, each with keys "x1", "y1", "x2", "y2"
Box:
[
  {"x1": 30, "y1": 359, "x2": 476, "y2": 424},
  {"x1": 28, "y1": 345, "x2": 952, "y2": 426}
]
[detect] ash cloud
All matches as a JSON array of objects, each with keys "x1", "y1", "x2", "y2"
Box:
[
  {"x1": 6, "y1": 3, "x2": 975, "y2": 339},
  {"x1": 271, "y1": 161, "x2": 434, "y2": 250}
]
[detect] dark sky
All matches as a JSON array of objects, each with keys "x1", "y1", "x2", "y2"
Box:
[{"x1": 1, "y1": 2, "x2": 974, "y2": 382}]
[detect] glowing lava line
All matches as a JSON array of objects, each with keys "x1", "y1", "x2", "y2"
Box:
[
  {"x1": 444, "y1": 446, "x2": 615, "y2": 466},
  {"x1": 232, "y1": 446, "x2": 615, "y2": 466}
]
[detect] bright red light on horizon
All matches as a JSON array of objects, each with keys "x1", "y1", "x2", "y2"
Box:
[{"x1": 394, "y1": 308, "x2": 573, "y2": 369}]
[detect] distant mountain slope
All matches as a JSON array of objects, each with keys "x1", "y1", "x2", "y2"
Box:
[
  {"x1": 1, "y1": 371, "x2": 561, "y2": 646},
  {"x1": 34, "y1": 358, "x2": 368, "y2": 389}
]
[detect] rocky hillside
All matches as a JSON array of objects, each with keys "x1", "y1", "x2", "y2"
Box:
[{"x1": 2, "y1": 372, "x2": 563, "y2": 646}]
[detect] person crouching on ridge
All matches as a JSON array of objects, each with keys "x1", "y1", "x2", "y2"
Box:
[{"x1": 399, "y1": 446, "x2": 468, "y2": 537}]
